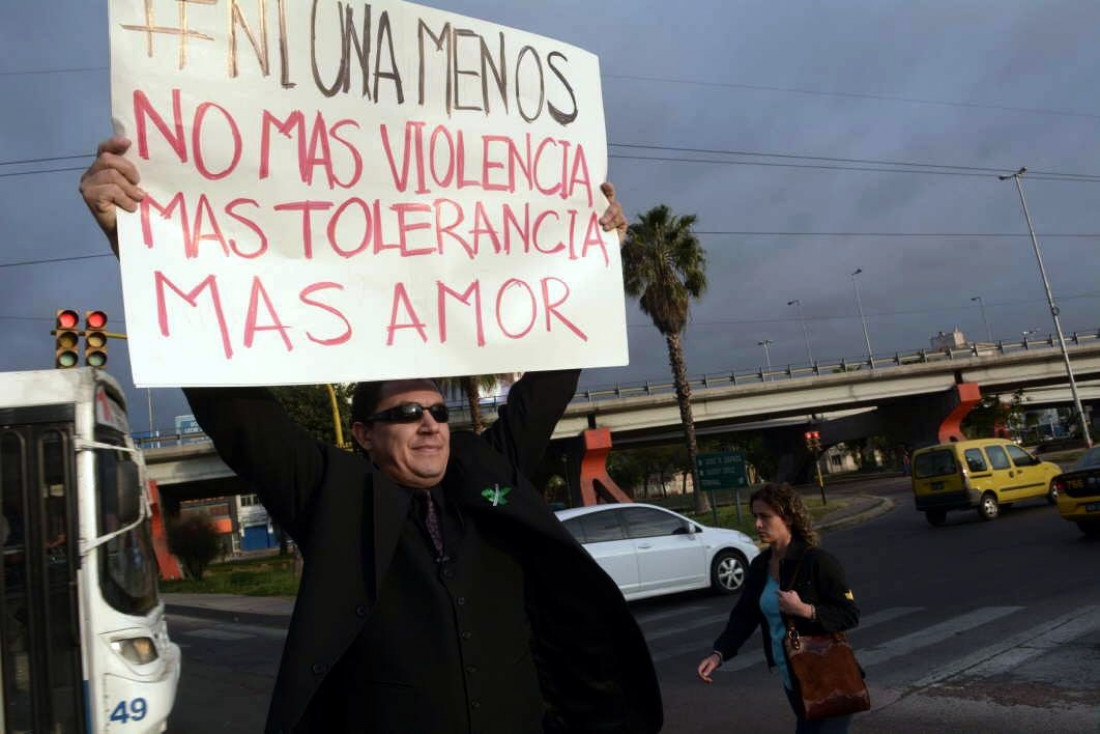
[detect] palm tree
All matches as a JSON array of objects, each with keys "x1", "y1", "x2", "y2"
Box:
[
  {"x1": 436, "y1": 375, "x2": 503, "y2": 434},
  {"x1": 622, "y1": 205, "x2": 709, "y2": 512}
]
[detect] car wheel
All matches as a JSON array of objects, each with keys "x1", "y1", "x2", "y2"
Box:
[
  {"x1": 1077, "y1": 522, "x2": 1100, "y2": 538},
  {"x1": 925, "y1": 510, "x2": 947, "y2": 527},
  {"x1": 977, "y1": 492, "x2": 999, "y2": 521},
  {"x1": 711, "y1": 549, "x2": 748, "y2": 594},
  {"x1": 1047, "y1": 481, "x2": 1058, "y2": 505}
]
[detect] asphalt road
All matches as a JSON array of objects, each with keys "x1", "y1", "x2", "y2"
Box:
[{"x1": 165, "y1": 477, "x2": 1100, "y2": 733}]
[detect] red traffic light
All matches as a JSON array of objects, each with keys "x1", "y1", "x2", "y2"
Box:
[
  {"x1": 84, "y1": 310, "x2": 109, "y2": 368},
  {"x1": 86, "y1": 310, "x2": 107, "y2": 330},
  {"x1": 55, "y1": 309, "x2": 80, "y2": 369},
  {"x1": 56, "y1": 309, "x2": 79, "y2": 330}
]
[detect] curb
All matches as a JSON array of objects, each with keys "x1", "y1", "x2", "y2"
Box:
[{"x1": 818, "y1": 495, "x2": 896, "y2": 533}]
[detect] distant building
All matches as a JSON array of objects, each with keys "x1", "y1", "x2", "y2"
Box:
[{"x1": 931, "y1": 327, "x2": 968, "y2": 352}]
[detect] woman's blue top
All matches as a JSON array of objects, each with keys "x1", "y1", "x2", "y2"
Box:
[{"x1": 760, "y1": 574, "x2": 793, "y2": 690}]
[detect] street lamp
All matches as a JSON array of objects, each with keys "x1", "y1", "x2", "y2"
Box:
[
  {"x1": 851, "y1": 269, "x2": 875, "y2": 368},
  {"x1": 787, "y1": 299, "x2": 815, "y2": 365},
  {"x1": 970, "y1": 296, "x2": 993, "y2": 342},
  {"x1": 757, "y1": 339, "x2": 774, "y2": 371},
  {"x1": 1000, "y1": 167, "x2": 1092, "y2": 448}
]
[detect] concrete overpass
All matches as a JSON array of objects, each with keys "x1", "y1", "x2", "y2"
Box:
[{"x1": 143, "y1": 335, "x2": 1100, "y2": 500}]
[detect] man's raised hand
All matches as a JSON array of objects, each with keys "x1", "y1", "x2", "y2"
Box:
[{"x1": 78, "y1": 136, "x2": 144, "y2": 256}]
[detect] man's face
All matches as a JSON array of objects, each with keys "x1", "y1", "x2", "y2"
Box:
[{"x1": 352, "y1": 381, "x2": 450, "y2": 489}]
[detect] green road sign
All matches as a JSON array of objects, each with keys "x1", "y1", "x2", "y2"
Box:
[{"x1": 696, "y1": 451, "x2": 748, "y2": 490}]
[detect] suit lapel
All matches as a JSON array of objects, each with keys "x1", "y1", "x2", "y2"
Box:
[{"x1": 371, "y1": 467, "x2": 412, "y2": 603}]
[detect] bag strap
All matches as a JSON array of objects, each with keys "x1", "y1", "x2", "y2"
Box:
[{"x1": 782, "y1": 548, "x2": 811, "y2": 646}]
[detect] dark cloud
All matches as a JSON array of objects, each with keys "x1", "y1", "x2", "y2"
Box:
[{"x1": 2, "y1": 0, "x2": 1099, "y2": 424}]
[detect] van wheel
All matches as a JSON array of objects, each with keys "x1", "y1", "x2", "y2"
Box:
[
  {"x1": 977, "y1": 492, "x2": 999, "y2": 521},
  {"x1": 925, "y1": 510, "x2": 947, "y2": 527},
  {"x1": 711, "y1": 550, "x2": 748, "y2": 594}
]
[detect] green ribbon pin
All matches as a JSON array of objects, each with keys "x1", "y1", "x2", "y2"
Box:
[{"x1": 482, "y1": 484, "x2": 511, "y2": 506}]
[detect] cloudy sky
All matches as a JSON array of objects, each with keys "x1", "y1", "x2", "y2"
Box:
[{"x1": 2, "y1": 0, "x2": 1099, "y2": 432}]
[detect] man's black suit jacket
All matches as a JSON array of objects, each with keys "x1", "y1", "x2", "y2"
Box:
[{"x1": 185, "y1": 370, "x2": 662, "y2": 734}]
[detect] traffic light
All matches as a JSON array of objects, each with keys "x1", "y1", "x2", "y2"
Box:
[
  {"x1": 804, "y1": 431, "x2": 822, "y2": 452},
  {"x1": 55, "y1": 309, "x2": 80, "y2": 368},
  {"x1": 84, "y1": 310, "x2": 108, "y2": 368}
]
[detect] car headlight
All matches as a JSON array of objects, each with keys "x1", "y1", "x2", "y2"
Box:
[{"x1": 111, "y1": 637, "x2": 159, "y2": 665}]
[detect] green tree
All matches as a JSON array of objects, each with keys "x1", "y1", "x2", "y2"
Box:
[
  {"x1": 622, "y1": 205, "x2": 709, "y2": 512},
  {"x1": 271, "y1": 384, "x2": 353, "y2": 447},
  {"x1": 167, "y1": 514, "x2": 222, "y2": 581},
  {"x1": 436, "y1": 375, "x2": 502, "y2": 434}
]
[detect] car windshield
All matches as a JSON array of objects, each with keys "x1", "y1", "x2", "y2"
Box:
[
  {"x1": 914, "y1": 450, "x2": 958, "y2": 478},
  {"x1": 1073, "y1": 447, "x2": 1100, "y2": 471}
]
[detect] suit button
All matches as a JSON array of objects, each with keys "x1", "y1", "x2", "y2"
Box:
[
  {"x1": 355, "y1": 605, "x2": 368, "y2": 617},
  {"x1": 471, "y1": 701, "x2": 481, "y2": 710},
  {"x1": 311, "y1": 662, "x2": 328, "y2": 675},
  {"x1": 466, "y1": 665, "x2": 477, "y2": 674},
  {"x1": 461, "y1": 631, "x2": 472, "y2": 640},
  {"x1": 442, "y1": 568, "x2": 455, "y2": 579},
  {"x1": 456, "y1": 596, "x2": 467, "y2": 606}
]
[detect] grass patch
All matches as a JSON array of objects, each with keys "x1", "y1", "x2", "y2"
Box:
[
  {"x1": 683, "y1": 494, "x2": 846, "y2": 538},
  {"x1": 161, "y1": 553, "x2": 300, "y2": 596}
]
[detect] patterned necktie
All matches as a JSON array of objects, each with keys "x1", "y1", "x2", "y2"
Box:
[{"x1": 417, "y1": 492, "x2": 444, "y2": 559}]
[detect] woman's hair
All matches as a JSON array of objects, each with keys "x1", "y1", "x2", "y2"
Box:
[{"x1": 749, "y1": 482, "x2": 818, "y2": 546}]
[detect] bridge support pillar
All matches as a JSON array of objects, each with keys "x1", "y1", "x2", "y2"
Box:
[
  {"x1": 879, "y1": 382, "x2": 982, "y2": 449},
  {"x1": 561, "y1": 429, "x2": 632, "y2": 507},
  {"x1": 148, "y1": 481, "x2": 183, "y2": 581}
]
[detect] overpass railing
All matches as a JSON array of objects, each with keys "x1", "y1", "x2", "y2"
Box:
[
  {"x1": 567, "y1": 329, "x2": 1100, "y2": 405},
  {"x1": 133, "y1": 328, "x2": 1100, "y2": 444}
]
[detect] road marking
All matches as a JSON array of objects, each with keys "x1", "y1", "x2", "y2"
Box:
[
  {"x1": 857, "y1": 606, "x2": 1022, "y2": 668},
  {"x1": 653, "y1": 606, "x2": 926, "y2": 666},
  {"x1": 171, "y1": 615, "x2": 289, "y2": 641},
  {"x1": 181, "y1": 628, "x2": 254, "y2": 641},
  {"x1": 635, "y1": 605, "x2": 709, "y2": 626},
  {"x1": 645, "y1": 613, "x2": 729, "y2": 643},
  {"x1": 912, "y1": 605, "x2": 1100, "y2": 688}
]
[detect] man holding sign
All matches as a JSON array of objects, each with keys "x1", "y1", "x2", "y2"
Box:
[
  {"x1": 84, "y1": 140, "x2": 659, "y2": 732},
  {"x1": 82, "y1": 3, "x2": 658, "y2": 731}
]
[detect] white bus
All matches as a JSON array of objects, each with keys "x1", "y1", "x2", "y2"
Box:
[{"x1": 0, "y1": 368, "x2": 179, "y2": 732}]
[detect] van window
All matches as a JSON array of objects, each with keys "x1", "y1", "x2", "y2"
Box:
[
  {"x1": 985, "y1": 445, "x2": 1011, "y2": 470},
  {"x1": 964, "y1": 449, "x2": 988, "y2": 472},
  {"x1": 1005, "y1": 445, "x2": 1037, "y2": 467},
  {"x1": 914, "y1": 450, "x2": 957, "y2": 478}
]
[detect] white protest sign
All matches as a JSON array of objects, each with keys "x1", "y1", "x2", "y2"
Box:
[{"x1": 108, "y1": 0, "x2": 627, "y2": 387}]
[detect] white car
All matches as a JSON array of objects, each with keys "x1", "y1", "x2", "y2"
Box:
[{"x1": 555, "y1": 503, "x2": 760, "y2": 602}]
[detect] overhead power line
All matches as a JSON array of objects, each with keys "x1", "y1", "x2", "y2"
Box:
[
  {"x1": 0, "y1": 153, "x2": 94, "y2": 167},
  {"x1": 0, "y1": 65, "x2": 108, "y2": 77},
  {"x1": 0, "y1": 165, "x2": 88, "y2": 180},
  {"x1": 605, "y1": 73, "x2": 1100, "y2": 122},
  {"x1": 693, "y1": 231, "x2": 1100, "y2": 238},
  {"x1": 609, "y1": 143, "x2": 1100, "y2": 181},
  {"x1": 0, "y1": 253, "x2": 115, "y2": 270},
  {"x1": 609, "y1": 153, "x2": 1100, "y2": 182}
]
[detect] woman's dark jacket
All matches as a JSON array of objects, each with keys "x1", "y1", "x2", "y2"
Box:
[
  {"x1": 184, "y1": 369, "x2": 662, "y2": 734},
  {"x1": 712, "y1": 537, "x2": 859, "y2": 669}
]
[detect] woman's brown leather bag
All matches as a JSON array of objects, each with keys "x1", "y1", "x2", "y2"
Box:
[{"x1": 782, "y1": 624, "x2": 870, "y2": 720}]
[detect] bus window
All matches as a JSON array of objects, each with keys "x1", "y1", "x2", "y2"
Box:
[
  {"x1": 95, "y1": 436, "x2": 158, "y2": 617},
  {"x1": 1, "y1": 431, "x2": 32, "y2": 733}
]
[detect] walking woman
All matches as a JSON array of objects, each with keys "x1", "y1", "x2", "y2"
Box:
[{"x1": 697, "y1": 483, "x2": 861, "y2": 733}]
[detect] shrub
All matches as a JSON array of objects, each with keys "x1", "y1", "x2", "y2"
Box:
[{"x1": 167, "y1": 514, "x2": 222, "y2": 581}]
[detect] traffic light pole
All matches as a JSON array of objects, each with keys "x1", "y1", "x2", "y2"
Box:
[{"x1": 815, "y1": 448, "x2": 827, "y2": 505}]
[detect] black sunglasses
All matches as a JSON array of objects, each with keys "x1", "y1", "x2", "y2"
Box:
[{"x1": 366, "y1": 402, "x2": 450, "y2": 424}]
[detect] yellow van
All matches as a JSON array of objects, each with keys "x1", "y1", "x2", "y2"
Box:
[{"x1": 911, "y1": 438, "x2": 1062, "y2": 526}]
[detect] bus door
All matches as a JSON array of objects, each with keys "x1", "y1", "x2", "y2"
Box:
[{"x1": 0, "y1": 406, "x2": 85, "y2": 734}]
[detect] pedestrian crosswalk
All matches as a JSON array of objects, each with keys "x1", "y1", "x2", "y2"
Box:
[{"x1": 637, "y1": 601, "x2": 1100, "y2": 690}]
